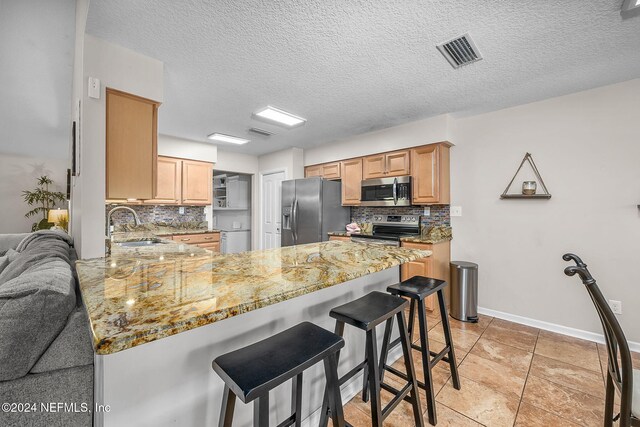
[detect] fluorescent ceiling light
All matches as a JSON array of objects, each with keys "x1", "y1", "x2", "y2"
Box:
[
  {"x1": 207, "y1": 133, "x2": 250, "y2": 145},
  {"x1": 253, "y1": 106, "x2": 306, "y2": 127},
  {"x1": 621, "y1": 0, "x2": 640, "y2": 11}
]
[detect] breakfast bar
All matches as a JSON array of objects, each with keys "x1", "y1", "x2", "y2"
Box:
[{"x1": 75, "y1": 238, "x2": 431, "y2": 426}]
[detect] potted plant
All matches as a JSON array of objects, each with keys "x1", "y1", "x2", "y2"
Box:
[{"x1": 23, "y1": 176, "x2": 66, "y2": 231}]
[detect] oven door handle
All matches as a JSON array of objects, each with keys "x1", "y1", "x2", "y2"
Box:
[{"x1": 392, "y1": 177, "x2": 398, "y2": 205}]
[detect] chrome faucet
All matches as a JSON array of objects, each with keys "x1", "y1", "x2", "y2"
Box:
[{"x1": 106, "y1": 206, "x2": 142, "y2": 239}]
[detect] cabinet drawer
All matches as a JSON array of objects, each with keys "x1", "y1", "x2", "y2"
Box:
[
  {"x1": 197, "y1": 242, "x2": 220, "y2": 252},
  {"x1": 329, "y1": 235, "x2": 351, "y2": 241},
  {"x1": 172, "y1": 232, "x2": 220, "y2": 244}
]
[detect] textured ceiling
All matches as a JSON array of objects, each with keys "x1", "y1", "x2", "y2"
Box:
[{"x1": 86, "y1": 1, "x2": 640, "y2": 156}]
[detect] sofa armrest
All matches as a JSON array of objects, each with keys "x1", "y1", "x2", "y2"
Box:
[
  {"x1": 0, "y1": 234, "x2": 29, "y2": 256},
  {"x1": 30, "y1": 307, "x2": 94, "y2": 374}
]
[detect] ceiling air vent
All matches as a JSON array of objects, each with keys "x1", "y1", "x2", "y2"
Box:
[
  {"x1": 436, "y1": 33, "x2": 482, "y2": 69},
  {"x1": 248, "y1": 127, "x2": 274, "y2": 137}
]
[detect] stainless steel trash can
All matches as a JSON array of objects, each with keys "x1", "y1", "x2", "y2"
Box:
[{"x1": 450, "y1": 261, "x2": 478, "y2": 323}]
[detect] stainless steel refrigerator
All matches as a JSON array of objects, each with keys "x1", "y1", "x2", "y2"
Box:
[{"x1": 281, "y1": 177, "x2": 350, "y2": 246}]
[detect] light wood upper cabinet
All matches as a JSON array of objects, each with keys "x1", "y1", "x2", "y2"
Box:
[
  {"x1": 411, "y1": 143, "x2": 450, "y2": 205},
  {"x1": 362, "y1": 154, "x2": 386, "y2": 179},
  {"x1": 106, "y1": 88, "x2": 160, "y2": 200},
  {"x1": 321, "y1": 162, "x2": 341, "y2": 180},
  {"x1": 341, "y1": 158, "x2": 363, "y2": 205},
  {"x1": 304, "y1": 165, "x2": 322, "y2": 178},
  {"x1": 145, "y1": 157, "x2": 181, "y2": 205},
  {"x1": 181, "y1": 160, "x2": 213, "y2": 205},
  {"x1": 362, "y1": 150, "x2": 410, "y2": 179},
  {"x1": 304, "y1": 162, "x2": 341, "y2": 180}
]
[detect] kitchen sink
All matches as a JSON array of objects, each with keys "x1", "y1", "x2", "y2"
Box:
[{"x1": 116, "y1": 239, "x2": 168, "y2": 247}]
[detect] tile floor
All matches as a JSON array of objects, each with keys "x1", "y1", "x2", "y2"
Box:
[{"x1": 339, "y1": 306, "x2": 638, "y2": 426}]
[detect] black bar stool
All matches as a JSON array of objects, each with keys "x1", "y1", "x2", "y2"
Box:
[
  {"x1": 212, "y1": 322, "x2": 345, "y2": 427},
  {"x1": 319, "y1": 291, "x2": 424, "y2": 427},
  {"x1": 376, "y1": 276, "x2": 461, "y2": 426}
]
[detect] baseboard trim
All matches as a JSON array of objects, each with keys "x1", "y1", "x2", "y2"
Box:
[{"x1": 478, "y1": 306, "x2": 640, "y2": 353}]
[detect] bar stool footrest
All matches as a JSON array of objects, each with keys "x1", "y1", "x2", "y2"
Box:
[
  {"x1": 339, "y1": 360, "x2": 368, "y2": 387},
  {"x1": 381, "y1": 382, "x2": 413, "y2": 421},
  {"x1": 275, "y1": 414, "x2": 296, "y2": 427}
]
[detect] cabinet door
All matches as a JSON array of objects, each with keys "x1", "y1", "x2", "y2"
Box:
[
  {"x1": 401, "y1": 243, "x2": 436, "y2": 310},
  {"x1": 411, "y1": 144, "x2": 444, "y2": 204},
  {"x1": 329, "y1": 235, "x2": 351, "y2": 241},
  {"x1": 321, "y1": 162, "x2": 341, "y2": 180},
  {"x1": 305, "y1": 165, "x2": 322, "y2": 178},
  {"x1": 182, "y1": 160, "x2": 213, "y2": 205},
  {"x1": 145, "y1": 157, "x2": 181, "y2": 204},
  {"x1": 362, "y1": 154, "x2": 386, "y2": 179},
  {"x1": 226, "y1": 176, "x2": 239, "y2": 209},
  {"x1": 341, "y1": 158, "x2": 363, "y2": 205},
  {"x1": 106, "y1": 89, "x2": 159, "y2": 200},
  {"x1": 386, "y1": 150, "x2": 411, "y2": 176}
]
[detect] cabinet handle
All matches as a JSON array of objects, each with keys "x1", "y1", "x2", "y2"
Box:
[
  {"x1": 204, "y1": 236, "x2": 213, "y2": 240},
  {"x1": 181, "y1": 238, "x2": 191, "y2": 241}
]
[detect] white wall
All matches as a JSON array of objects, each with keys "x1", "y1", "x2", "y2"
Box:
[
  {"x1": 73, "y1": 34, "x2": 164, "y2": 258},
  {"x1": 303, "y1": 114, "x2": 450, "y2": 165},
  {"x1": 158, "y1": 134, "x2": 217, "y2": 163},
  {"x1": 0, "y1": 155, "x2": 67, "y2": 233},
  {"x1": 450, "y1": 78, "x2": 640, "y2": 342}
]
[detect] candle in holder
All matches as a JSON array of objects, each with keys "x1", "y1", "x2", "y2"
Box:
[{"x1": 522, "y1": 181, "x2": 537, "y2": 195}]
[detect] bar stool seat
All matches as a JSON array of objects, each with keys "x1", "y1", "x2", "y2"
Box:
[
  {"x1": 387, "y1": 276, "x2": 447, "y2": 299},
  {"x1": 329, "y1": 290, "x2": 408, "y2": 331},
  {"x1": 212, "y1": 322, "x2": 345, "y2": 427}
]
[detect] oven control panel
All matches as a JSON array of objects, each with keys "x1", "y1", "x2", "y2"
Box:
[{"x1": 372, "y1": 215, "x2": 420, "y2": 224}]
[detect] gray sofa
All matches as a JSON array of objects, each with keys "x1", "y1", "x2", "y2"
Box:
[{"x1": 0, "y1": 231, "x2": 94, "y2": 427}]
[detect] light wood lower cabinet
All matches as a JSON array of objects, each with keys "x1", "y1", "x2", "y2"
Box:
[
  {"x1": 329, "y1": 235, "x2": 351, "y2": 241},
  {"x1": 106, "y1": 88, "x2": 160, "y2": 201},
  {"x1": 171, "y1": 232, "x2": 220, "y2": 252},
  {"x1": 340, "y1": 158, "x2": 363, "y2": 205},
  {"x1": 400, "y1": 240, "x2": 451, "y2": 311},
  {"x1": 182, "y1": 160, "x2": 213, "y2": 205}
]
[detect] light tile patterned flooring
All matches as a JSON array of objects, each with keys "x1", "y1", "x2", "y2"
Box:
[{"x1": 340, "y1": 306, "x2": 640, "y2": 426}]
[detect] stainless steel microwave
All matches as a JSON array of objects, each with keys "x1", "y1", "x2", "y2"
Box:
[{"x1": 360, "y1": 176, "x2": 411, "y2": 206}]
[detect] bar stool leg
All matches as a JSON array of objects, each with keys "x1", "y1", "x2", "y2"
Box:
[
  {"x1": 363, "y1": 316, "x2": 394, "y2": 403},
  {"x1": 291, "y1": 373, "x2": 303, "y2": 427},
  {"x1": 218, "y1": 385, "x2": 236, "y2": 427},
  {"x1": 438, "y1": 290, "x2": 460, "y2": 390},
  {"x1": 417, "y1": 299, "x2": 437, "y2": 426},
  {"x1": 365, "y1": 328, "x2": 383, "y2": 426},
  {"x1": 407, "y1": 298, "x2": 416, "y2": 343},
  {"x1": 319, "y1": 321, "x2": 345, "y2": 427},
  {"x1": 397, "y1": 310, "x2": 425, "y2": 427},
  {"x1": 253, "y1": 394, "x2": 269, "y2": 427},
  {"x1": 323, "y1": 352, "x2": 346, "y2": 427}
]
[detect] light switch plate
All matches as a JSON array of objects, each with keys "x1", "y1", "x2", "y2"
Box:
[
  {"x1": 609, "y1": 300, "x2": 622, "y2": 315},
  {"x1": 178, "y1": 207, "x2": 185, "y2": 215},
  {"x1": 88, "y1": 77, "x2": 100, "y2": 99},
  {"x1": 450, "y1": 206, "x2": 462, "y2": 217}
]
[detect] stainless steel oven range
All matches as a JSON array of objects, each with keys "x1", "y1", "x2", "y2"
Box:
[{"x1": 350, "y1": 214, "x2": 420, "y2": 247}]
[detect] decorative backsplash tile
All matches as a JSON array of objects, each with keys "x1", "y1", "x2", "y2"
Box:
[
  {"x1": 350, "y1": 205, "x2": 450, "y2": 230},
  {"x1": 105, "y1": 205, "x2": 206, "y2": 227}
]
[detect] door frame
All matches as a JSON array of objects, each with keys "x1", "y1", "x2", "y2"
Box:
[{"x1": 258, "y1": 168, "x2": 288, "y2": 250}]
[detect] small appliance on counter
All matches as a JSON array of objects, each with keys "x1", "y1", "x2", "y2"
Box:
[
  {"x1": 281, "y1": 178, "x2": 350, "y2": 247},
  {"x1": 350, "y1": 215, "x2": 420, "y2": 247}
]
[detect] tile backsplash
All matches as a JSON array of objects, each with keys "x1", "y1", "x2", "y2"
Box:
[
  {"x1": 105, "y1": 205, "x2": 206, "y2": 226},
  {"x1": 350, "y1": 205, "x2": 450, "y2": 230}
]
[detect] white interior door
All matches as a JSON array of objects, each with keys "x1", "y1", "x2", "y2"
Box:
[{"x1": 262, "y1": 171, "x2": 285, "y2": 249}]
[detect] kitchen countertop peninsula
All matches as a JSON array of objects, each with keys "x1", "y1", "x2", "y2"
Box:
[{"x1": 75, "y1": 240, "x2": 431, "y2": 355}]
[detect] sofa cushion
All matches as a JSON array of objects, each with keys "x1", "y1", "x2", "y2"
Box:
[
  {"x1": 31, "y1": 307, "x2": 94, "y2": 374},
  {"x1": 0, "y1": 258, "x2": 76, "y2": 381},
  {"x1": 0, "y1": 233, "x2": 29, "y2": 256},
  {"x1": 0, "y1": 237, "x2": 71, "y2": 285}
]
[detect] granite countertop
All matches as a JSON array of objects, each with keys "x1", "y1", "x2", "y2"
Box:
[
  {"x1": 328, "y1": 226, "x2": 453, "y2": 244},
  {"x1": 75, "y1": 241, "x2": 431, "y2": 355},
  {"x1": 106, "y1": 232, "x2": 211, "y2": 260},
  {"x1": 113, "y1": 222, "x2": 220, "y2": 236}
]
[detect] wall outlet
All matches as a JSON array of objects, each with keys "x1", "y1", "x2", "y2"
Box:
[
  {"x1": 423, "y1": 207, "x2": 431, "y2": 216},
  {"x1": 609, "y1": 300, "x2": 622, "y2": 315},
  {"x1": 450, "y1": 206, "x2": 462, "y2": 217},
  {"x1": 178, "y1": 207, "x2": 185, "y2": 215}
]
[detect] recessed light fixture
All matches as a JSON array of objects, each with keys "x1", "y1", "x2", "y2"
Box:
[
  {"x1": 621, "y1": 0, "x2": 640, "y2": 12},
  {"x1": 253, "y1": 106, "x2": 307, "y2": 128},
  {"x1": 207, "y1": 133, "x2": 250, "y2": 145}
]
